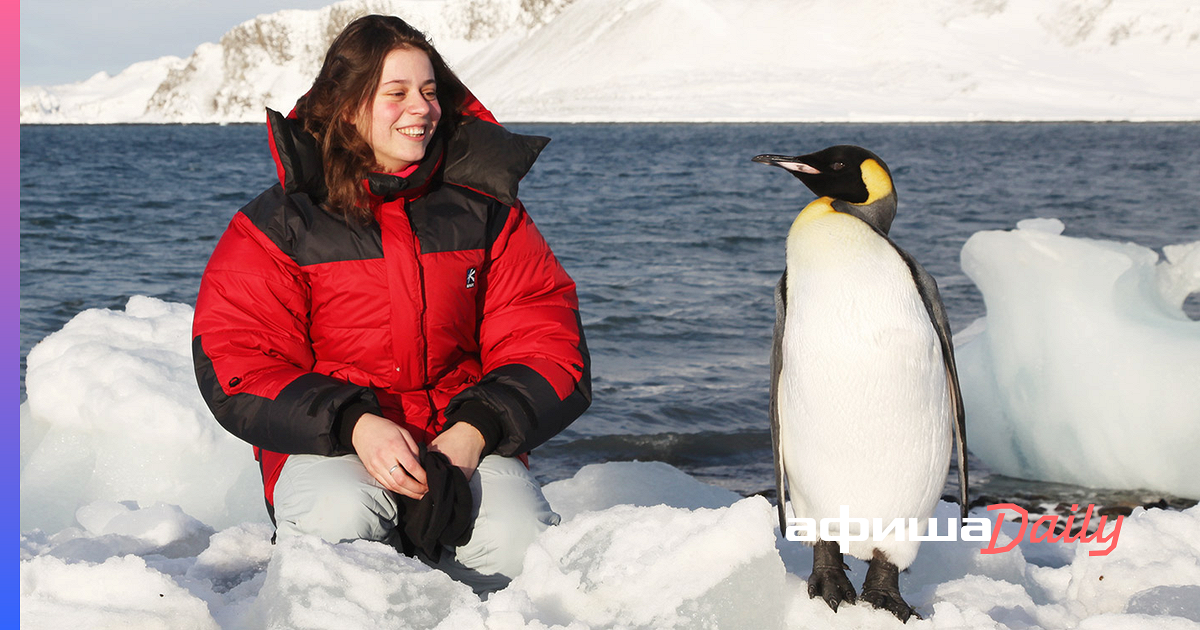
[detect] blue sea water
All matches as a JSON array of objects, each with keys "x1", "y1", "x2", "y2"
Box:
[{"x1": 19, "y1": 123, "x2": 1200, "y2": 507}]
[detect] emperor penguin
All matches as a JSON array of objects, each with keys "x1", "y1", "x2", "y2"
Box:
[{"x1": 753, "y1": 146, "x2": 968, "y2": 622}]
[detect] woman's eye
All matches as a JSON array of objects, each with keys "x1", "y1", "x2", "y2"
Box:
[{"x1": 422, "y1": 91, "x2": 437, "y2": 101}]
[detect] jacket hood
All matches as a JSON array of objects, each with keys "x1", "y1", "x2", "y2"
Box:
[{"x1": 265, "y1": 91, "x2": 549, "y2": 207}]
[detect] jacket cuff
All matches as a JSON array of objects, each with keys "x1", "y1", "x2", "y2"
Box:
[
  {"x1": 334, "y1": 399, "x2": 378, "y2": 453},
  {"x1": 444, "y1": 400, "x2": 503, "y2": 458}
]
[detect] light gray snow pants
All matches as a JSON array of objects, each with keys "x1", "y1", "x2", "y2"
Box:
[{"x1": 272, "y1": 453, "x2": 560, "y2": 595}]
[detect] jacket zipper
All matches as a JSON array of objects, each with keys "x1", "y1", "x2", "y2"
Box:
[{"x1": 407, "y1": 204, "x2": 438, "y2": 436}]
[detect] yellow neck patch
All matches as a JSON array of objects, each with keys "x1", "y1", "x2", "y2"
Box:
[
  {"x1": 859, "y1": 159, "x2": 893, "y2": 204},
  {"x1": 789, "y1": 197, "x2": 835, "y2": 235}
]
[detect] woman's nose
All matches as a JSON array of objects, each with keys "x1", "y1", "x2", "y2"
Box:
[{"x1": 406, "y1": 94, "x2": 430, "y2": 115}]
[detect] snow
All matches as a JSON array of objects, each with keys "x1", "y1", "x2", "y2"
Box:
[
  {"x1": 956, "y1": 219, "x2": 1200, "y2": 499},
  {"x1": 458, "y1": 0, "x2": 1200, "y2": 122},
  {"x1": 21, "y1": 554, "x2": 221, "y2": 630},
  {"x1": 19, "y1": 466, "x2": 1200, "y2": 628},
  {"x1": 18, "y1": 219, "x2": 1200, "y2": 627},
  {"x1": 18, "y1": 0, "x2": 1200, "y2": 124},
  {"x1": 19, "y1": 56, "x2": 187, "y2": 124}
]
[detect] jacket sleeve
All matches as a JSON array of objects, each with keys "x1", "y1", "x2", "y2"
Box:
[
  {"x1": 192, "y1": 200, "x2": 380, "y2": 456},
  {"x1": 444, "y1": 200, "x2": 591, "y2": 456}
]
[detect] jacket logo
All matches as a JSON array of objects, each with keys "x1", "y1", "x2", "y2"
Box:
[{"x1": 466, "y1": 267, "x2": 477, "y2": 289}]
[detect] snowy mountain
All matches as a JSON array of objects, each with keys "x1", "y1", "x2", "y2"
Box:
[{"x1": 18, "y1": 0, "x2": 1200, "y2": 123}]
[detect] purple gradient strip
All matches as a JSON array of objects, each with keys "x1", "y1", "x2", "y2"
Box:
[{"x1": 6, "y1": 0, "x2": 21, "y2": 621}]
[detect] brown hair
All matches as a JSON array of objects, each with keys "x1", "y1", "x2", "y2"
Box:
[{"x1": 295, "y1": 14, "x2": 468, "y2": 220}]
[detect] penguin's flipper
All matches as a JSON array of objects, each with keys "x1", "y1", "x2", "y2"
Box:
[
  {"x1": 897, "y1": 250, "x2": 969, "y2": 522},
  {"x1": 769, "y1": 271, "x2": 789, "y2": 535}
]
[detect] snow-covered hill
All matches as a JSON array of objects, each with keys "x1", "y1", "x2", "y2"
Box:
[{"x1": 19, "y1": 0, "x2": 1200, "y2": 123}]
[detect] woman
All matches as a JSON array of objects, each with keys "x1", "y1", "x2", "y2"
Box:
[{"x1": 192, "y1": 15, "x2": 590, "y2": 594}]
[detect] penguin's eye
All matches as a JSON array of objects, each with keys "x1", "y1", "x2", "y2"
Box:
[{"x1": 830, "y1": 162, "x2": 845, "y2": 171}]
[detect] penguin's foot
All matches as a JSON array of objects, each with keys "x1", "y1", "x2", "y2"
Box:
[
  {"x1": 808, "y1": 539, "x2": 856, "y2": 612},
  {"x1": 861, "y1": 551, "x2": 920, "y2": 623}
]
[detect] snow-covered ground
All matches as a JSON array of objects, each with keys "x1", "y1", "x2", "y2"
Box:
[
  {"x1": 19, "y1": 221, "x2": 1200, "y2": 628},
  {"x1": 17, "y1": 463, "x2": 1200, "y2": 629},
  {"x1": 19, "y1": 0, "x2": 1200, "y2": 124}
]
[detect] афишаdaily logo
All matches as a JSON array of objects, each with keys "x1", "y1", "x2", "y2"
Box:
[{"x1": 784, "y1": 504, "x2": 1125, "y2": 556}]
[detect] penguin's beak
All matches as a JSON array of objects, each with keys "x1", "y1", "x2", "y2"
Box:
[{"x1": 752, "y1": 154, "x2": 821, "y2": 175}]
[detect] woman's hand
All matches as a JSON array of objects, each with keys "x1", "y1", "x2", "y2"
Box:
[
  {"x1": 351, "y1": 413, "x2": 429, "y2": 500},
  {"x1": 429, "y1": 422, "x2": 486, "y2": 481}
]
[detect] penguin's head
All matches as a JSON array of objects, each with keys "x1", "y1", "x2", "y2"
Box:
[{"x1": 752, "y1": 145, "x2": 897, "y2": 234}]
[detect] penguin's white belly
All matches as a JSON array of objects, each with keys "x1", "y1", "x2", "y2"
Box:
[{"x1": 778, "y1": 211, "x2": 950, "y2": 565}]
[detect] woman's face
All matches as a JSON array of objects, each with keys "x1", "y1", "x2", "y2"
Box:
[{"x1": 355, "y1": 47, "x2": 442, "y2": 173}]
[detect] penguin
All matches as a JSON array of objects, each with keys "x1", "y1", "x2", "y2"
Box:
[{"x1": 752, "y1": 145, "x2": 968, "y2": 622}]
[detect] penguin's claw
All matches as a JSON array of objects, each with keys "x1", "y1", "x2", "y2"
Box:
[
  {"x1": 861, "y1": 587, "x2": 919, "y2": 623},
  {"x1": 862, "y1": 552, "x2": 919, "y2": 623},
  {"x1": 808, "y1": 567, "x2": 857, "y2": 612},
  {"x1": 809, "y1": 539, "x2": 856, "y2": 612}
]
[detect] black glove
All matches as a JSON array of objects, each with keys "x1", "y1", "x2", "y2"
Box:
[{"x1": 397, "y1": 444, "x2": 474, "y2": 562}]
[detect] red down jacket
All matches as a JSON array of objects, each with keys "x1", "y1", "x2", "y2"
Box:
[{"x1": 192, "y1": 98, "x2": 591, "y2": 515}]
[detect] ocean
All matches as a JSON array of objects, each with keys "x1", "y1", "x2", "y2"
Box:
[{"x1": 19, "y1": 122, "x2": 1200, "y2": 513}]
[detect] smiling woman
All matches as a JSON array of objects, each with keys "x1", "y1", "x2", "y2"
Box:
[
  {"x1": 292, "y1": 15, "x2": 468, "y2": 221},
  {"x1": 355, "y1": 47, "x2": 443, "y2": 172},
  {"x1": 189, "y1": 13, "x2": 591, "y2": 596}
]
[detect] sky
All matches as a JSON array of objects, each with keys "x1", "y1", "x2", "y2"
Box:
[{"x1": 20, "y1": 0, "x2": 337, "y2": 87}]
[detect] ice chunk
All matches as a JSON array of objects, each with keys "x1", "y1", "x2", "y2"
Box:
[
  {"x1": 1158, "y1": 242, "x2": 1200, "y2": 315},
  {"x1": 21, "y1": 296, "x2": 263, "y2": 533},
  {"x1": 956, "y1": 221, "x2": 1200, "y2": 498},
  {"x1": 543, "y1": 460, "x2": 740, "y2": 521},
  {"x1": 47, "y1": 501, "x2": 214, "y2": 563},
  {"x1": 502, "y1": 496, "x2": 787, "y2": 629},
  {"x1": 249, "y1": 536, "x2": 478, "y2": 630},
  {"x1": 21, "y1": 554, "x2": 220, "y2": 630},
  {"x1": 1126, "y1": 585, "x2": 1200, "y2": 621},
  {"x1": 1066, "y1": 507, "x2": 1200, "y2": 616},
  {"x1": 1016, "y1": 217, "x2": 1066, "y2": 234}
]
